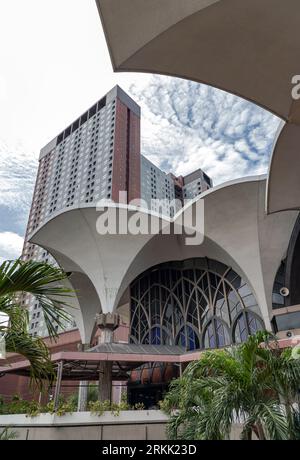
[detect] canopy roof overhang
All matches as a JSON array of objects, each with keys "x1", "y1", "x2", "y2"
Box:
[
  {"x1": 0, "y1": 344, "x2": 190, "y2": 381},
  {"x1": 1, "y1": 338, "x2": 299, "y2": 381},
  {"x1": 96, "y1": 0, "x2": 300, "y2": 214},
  {"x1": 96, "y1": 0, "x2": 300, "y2": 123}
]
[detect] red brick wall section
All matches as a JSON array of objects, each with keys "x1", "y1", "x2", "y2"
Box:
[
  {"x1": 112, "y1": 99, "x2": 141, "y2": 204},
  {"x1": 128, "y1": 111, "x2": 141, "y2": 203},
  {"x1": 0, "y1": 326, "x2": 129, "y2": 402},
  {"x1": 112, "y1": 99, "x2": 128, "y2": 202}
]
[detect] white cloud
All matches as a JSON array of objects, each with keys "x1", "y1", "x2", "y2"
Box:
[
  {"x1": 0, "y1": 140, "x2": 36, "y2": 232},
  {"x1": 0, "y1": 140, "x2": 37, "y2": 204},
  {"x1": 130, "y1": 76, "x2": 281, "y2": 185},
  {"x1": 0, "y1": 232, "x2": 24, "y2": 264}
]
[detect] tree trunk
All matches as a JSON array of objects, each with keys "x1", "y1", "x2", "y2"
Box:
[
  {"x1": 255, "y1": 421, "x2": 266, "y2": 440},
  {"x1": 284, "y1": 400, "x2": 295, "y2": 440}
]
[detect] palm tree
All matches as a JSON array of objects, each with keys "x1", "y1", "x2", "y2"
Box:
[
  {"x1": 0, "y1": 259, "x2": 74, "y2": 388},
  {"x1": 162, "y1": 332, "x2": 300, "y2": 440}
]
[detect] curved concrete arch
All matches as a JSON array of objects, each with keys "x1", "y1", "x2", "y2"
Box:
[
  {"x1": 202, "y1": 177, "x2": 298, "y2": 324},
  {"x1": 27, "y1": 244, "x2": 103, "y2": 344},
  {"x1": 267, "y1": 122, "x2": 300, "y2": 213},
  {"x1": 67, "y1": 272, "x2": 103, "y2": 345},
  {"x1": 29, "y1": 205, "x2": 171, "y2": 326},
  {"x1": 30, "y1": 207, "x2": 107, "y2": 315},
  {"x1": 114, "y1": 232, "x2": 257, "y2": 317},
  {"x1": 98, "y1": 0, "x2": 300, "y2": 213},
  {"x1": 115, "y1": 177, "x2": 298, "y2": 329},
  {"x1": 29, "y1": 177, "x2": 298, "y2": 338},
  {"x1": 284, "y1": 215, "x2": 300, "y2": 306},
  {"x1": 97, "y1": 0, "x2": 300, "y2": 123}
]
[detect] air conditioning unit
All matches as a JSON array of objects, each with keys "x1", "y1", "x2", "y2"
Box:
[{"x1": 280, "y1": 287, "x2": 289, "y2": 297}]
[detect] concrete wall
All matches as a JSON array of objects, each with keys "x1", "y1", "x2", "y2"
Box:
[
  {"x1": 0, "y1": 411, "x2": 255, "y2": 440},
  {"x1": 0, "y1": 411, "x2": 168, "y2": 441}
]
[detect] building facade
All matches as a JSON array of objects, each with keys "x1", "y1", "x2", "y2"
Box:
[
  {"x1": 141, "y1": 156, "x2": 212, "y2": 217},
  {"x1": 22, "y1": 86, "x2": 212, "y2": 337},
  {"x1": 22, "y1": 86, "x2": 141, "y2": 337}
]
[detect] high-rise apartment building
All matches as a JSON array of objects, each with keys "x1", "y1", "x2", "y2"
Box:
[
  {"x1": 22, "y1": 86, "x2": 141, "y2": 337},
  {"x1": 182, "y1": 169, "x2": 212, "y2": 199},
  {"x1": 141, "y1": 155, "x2": 176, "y2": 216},
  {"x1": 141, "y1": 156, "x2": 212, "y2": 217},
  {"x1": 22, "y1": 86, "x2": 212, "y2": 337}
]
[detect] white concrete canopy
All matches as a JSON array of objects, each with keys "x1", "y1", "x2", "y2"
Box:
[
  {"x1": 96, "y1": 0, "x2": 300, "y2": 213},
  {"x1": 96, "y1": 0, "x2": 300, "y2": 123},
  {"x1": 29, "y1": 177, "x2": 298, "y2": 344},
  {"x1": 267, "y1": 122, "x2": 300, "y2": 214}
]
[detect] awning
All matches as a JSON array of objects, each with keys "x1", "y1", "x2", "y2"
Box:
[
  {"x1": 0, "y1": 344, "x2": 190, "y2": 381},
  {"x1": 1, "y1": 337, "x2": 299, "y2": 381}
]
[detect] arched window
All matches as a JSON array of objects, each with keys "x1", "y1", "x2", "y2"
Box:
[
  {"x1": 203, "y1": 318, "x2": 231, "y2": 349},
  {"x1": 130, "y1": 258, "x2": 264, "y2": 350},
  {"x1": 233, "y1": 311, "x2": 264, "y2": 344},
  {"x1": 150, "y1": 326, "x2": 161, "y2": 345},
  {"x1": 144, "y1": 326, "x2": 172, "y2": 346},
  {"x1": 175, "y1": 325, "x2": 200, "y2": 351},
  {"x1": 272, "y1": 261, "x2": 286, "y2": 310}
]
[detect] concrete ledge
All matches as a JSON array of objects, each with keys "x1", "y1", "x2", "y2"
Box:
[
  {"x1": 0, "y1": 412, "x2": 250, "y2": 440},
  {"x1": 0, "y1": 410, "x2": 169, "y2": 427},
  {"x1": 0, "y1": 411, "x2": 169, "y2": 440}
]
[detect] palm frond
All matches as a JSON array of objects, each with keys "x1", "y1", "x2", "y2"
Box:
[
  {"x1": 0, "y1": 259, "x2": 74, "y2": 338},
  {"x1": 0, "y1": 259, "x2": 76, "y2": 389},
  {"x1": 1, "y1": 302, "x2": 54, "y2": 389},
  {"x1": 162, "y1": 332, "x2": 300, "y2": 440},
  {"x1": 254, "y1": 401, "x2": 289, "y2": 440}
]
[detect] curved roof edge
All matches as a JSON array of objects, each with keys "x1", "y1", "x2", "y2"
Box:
[{"x1": 29, "y1": 174, "x2": 268, "y2": 243}]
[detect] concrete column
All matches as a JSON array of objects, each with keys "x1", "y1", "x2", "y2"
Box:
[
  {"x1": 96, "y1": 313, "x2": 120, "y2": 403},
  {"x1": 98, "y1": 362, "x2": 113, "y2": 402},
  {"x1": 53, "y1": 361, "x2": 63, "y2": 411},
  {"x1": 77, "y1": 381, "x2": 88, "y2": 412},
  {"x1": 77, "y1": 344, "x2": 90, "y2": 412}
]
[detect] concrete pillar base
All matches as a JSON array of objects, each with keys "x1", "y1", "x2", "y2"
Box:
[
  {"x1": 77, "y1": 381, "x2": 88, "y2": 412},
  {"x1": 96, "y1": 313, "x2": 121, "y2": 403},
  {"x1": 77, "y1": 344, "x2": 90, "y2": 411}
]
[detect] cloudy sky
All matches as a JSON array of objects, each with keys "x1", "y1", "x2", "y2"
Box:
[{"x1": 0, "y1": 0, "x2": 281, "y2": 263}]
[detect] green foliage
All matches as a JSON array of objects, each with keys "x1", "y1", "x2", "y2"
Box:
[
  {"x1": 293, "y1": 410, "x2": 300, "y2": 439},
  {"x1": 88, "y1": 400, "x2": 113, "y2": 416},
  {"x1": 162, "y1": 332, "x2": 300, "y2": 440},
  {"x1": 134, "y1": 402, "x2": 145, "y2": 410},
  {"x1": 0, "y1": 427, "x2": 18, "y2": 440},
  {"x1": 88, "y1": 398, "x2": 143, "y2": 416},
  {"x1": 0, "y1": 394, "x2": 77, "y2": 418},
  {"x1": 66, "y1": 385, "x2": 99, "y2": 408},
  {"x1": 0, "y1": 259, "x2": 74, "y2": 389},
  {"x1": 43, "y1": 397, "x2": 77, "y2": 417},
  {"x1": 0, "y1": 393, "x2": 145, "y2": 418},
  {"x1": 0, "y1": 395, "x2": 41, "y2": 417}
]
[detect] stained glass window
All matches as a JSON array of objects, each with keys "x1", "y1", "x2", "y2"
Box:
[{"x1": 130, "y1": 258, "x2": 264, "y2": 350}]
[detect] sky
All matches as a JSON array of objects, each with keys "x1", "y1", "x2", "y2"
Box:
[{"x1": 0, "y1": 0, "x2": 281, "y2": 263}]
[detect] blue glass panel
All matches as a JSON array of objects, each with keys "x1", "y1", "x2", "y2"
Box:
[{"x1": 151, "y1": 327, "x2": 161, "y2": 345}]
